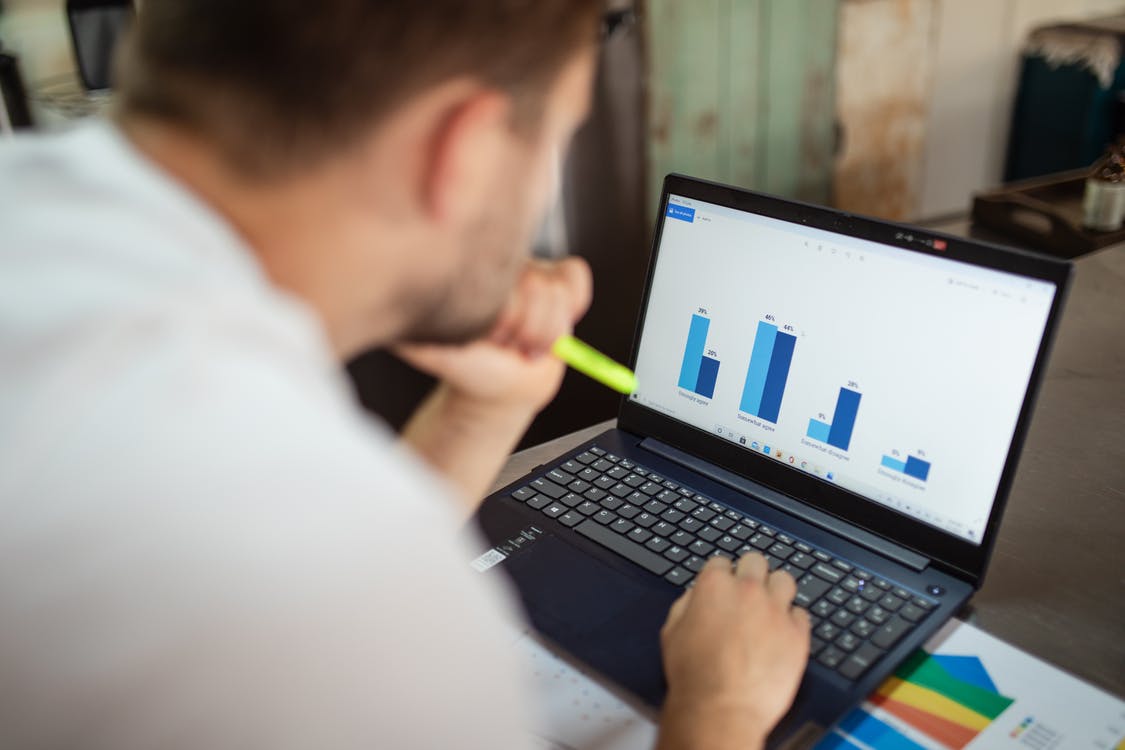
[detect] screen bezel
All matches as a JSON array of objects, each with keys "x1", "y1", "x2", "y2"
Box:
[{"x1": 618, "y1": 174, "x2": 1072, "y2": 584}]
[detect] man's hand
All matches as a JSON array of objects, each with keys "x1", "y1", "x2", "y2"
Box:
[
  {"x1": 657, "y1": 554, "x2": 810, "y2": 750},
  {"x1": 398, "y1": 257, "x2": 592, "y2": 516}
]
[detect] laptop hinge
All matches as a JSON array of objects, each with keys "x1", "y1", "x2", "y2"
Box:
[{"x1": 640, "y1": 438, "x2": 931, "y2": 572}]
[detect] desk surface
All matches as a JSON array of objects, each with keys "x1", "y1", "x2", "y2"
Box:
[{"x1": 493, "y1": 227, "x2": 1125, "y2": 699}]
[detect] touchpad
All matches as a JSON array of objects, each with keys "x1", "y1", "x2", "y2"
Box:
[{"x1": 504, "y1": 533, "x2": 644, "y2": 635}]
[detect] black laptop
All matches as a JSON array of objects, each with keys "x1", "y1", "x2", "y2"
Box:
[{"x1": 471, "y1": 174, "x2": 1071, "y2": 746}]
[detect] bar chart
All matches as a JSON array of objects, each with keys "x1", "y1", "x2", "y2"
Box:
[
  {"x1": 739, "y1": 320, "x2": 797, "y2": 423},
  {"x1": 806, "y1": 387, "x2": 862, "y2": 451},
  {"x1": 881, "y1": 452, "x2": 932, "y2": 482},
  {"x1": 677, "y1": 313, "x2": 721, "y2": 399}
]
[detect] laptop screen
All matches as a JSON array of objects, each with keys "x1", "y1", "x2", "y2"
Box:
[{"x1": 630, "y1": 194, "x2": 1057, "y2": 545}]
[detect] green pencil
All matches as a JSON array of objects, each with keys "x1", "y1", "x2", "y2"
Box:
[{"x1": 552, "y1": 334, "x2": 638, "y2": 395}]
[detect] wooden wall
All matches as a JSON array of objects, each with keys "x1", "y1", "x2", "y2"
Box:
[{"x1": 645, "y1": 0, "x2": 841, "y2": 214}]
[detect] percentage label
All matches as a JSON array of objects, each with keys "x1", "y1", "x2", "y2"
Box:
[
  {"x1": 697, "y1": 307, "x2": 709, "y2": 315},
  {"x1": 847, "y1": 380, "x2": 859, "y2": 389},
  {"x1": 706, "y1": 349, "x2": 718, "y2": 357},
  {"x1": 764, "y1": 314, "x2": 776, "y2": 322}
]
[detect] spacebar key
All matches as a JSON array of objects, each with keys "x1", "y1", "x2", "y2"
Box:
[{"x1": 576, "y1": 520, "x2": 674, "y2": 575}]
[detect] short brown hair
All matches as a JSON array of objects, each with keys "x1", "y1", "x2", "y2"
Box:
[{"x1": 117, "y1": 1, "x2": 603, "y2": 178}]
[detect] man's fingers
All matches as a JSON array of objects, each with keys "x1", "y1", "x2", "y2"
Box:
[
  {"x1": 664, "y1": 587, "x2": 693, "y2": 631},
  {"x1": 766, "y1": 568, "x2": 798, "y2": 606},
  {"x1": 554, "y1": 256, "x2": 593, "y2": 319},
  {"x1": 734, "y1": 552, "x2": 768, "y2": 583}
]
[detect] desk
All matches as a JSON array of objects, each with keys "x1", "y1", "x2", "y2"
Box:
[{"x1": 492, "y1": 224, "x2": 1125, "y2": 700}]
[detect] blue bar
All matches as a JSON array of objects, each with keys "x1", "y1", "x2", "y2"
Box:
[
  {"x1": 812, "y1": 731, "x2": 865, "y2": 750},
  {"x1": 904, "y1": 456, "x2": 931, "y2": 481},
  {"x1": 807, "y1": 419, "x2": 831, "y2": 443},
  {"x1": 838, "y1": 708, "x2": 927, "y2": 750},
  {"x1": 827, "y1": 387, "x2": 861, "y2": 451},
  {"x1": 756, "y1": 331, "x2": 796, "y2": 423},
  {"x1": 666, "y1": 204, "x2": 696, "y2": 223},
  {"x1": 881, "y1": 455, "x2": 908, "y2": 473},
  {"x1": 739, "y1": 321, "x2": 777, "y2": 416},
  {"x1": 695, "y1": 356, "x2": 720, "y2": 399},
  {"x1": 677, "y1": 314, "x2": 709, "y2": 391}
]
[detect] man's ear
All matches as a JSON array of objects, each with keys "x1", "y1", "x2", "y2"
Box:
[{"x1": 423, "y1": 87, "x2": 514, "y2": 226}]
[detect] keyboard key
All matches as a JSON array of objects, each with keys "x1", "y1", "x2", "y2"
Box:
[
  {"x1": 583, "y1": 487, "x2": 607, "y2": 502},
  {"x1": 899, "y1": 603, "x2": 928, "y2": 623},
  {"x1": 530, "y1": 477, "x2": 568, "y2": 499},
  {"x1": 854, "y1": 569, "x2": 872, "y2": 580},
  {"x1": 664, "y1": 546, "x2": 690, "y2": 563},
  {"x1": 588, "y1": 446, "x2": 606, "y2": 456},
  {"x1": 768, "y1": 542, "x2": 795, "y2": 560},
  {"x1": 842, "y1": 576, "x2": 862, "y2": 593},
  {"x1": 568, "y1": 480, "x2": 591, "y2": 494},
  {"x1": 645, "y1": 536, "x2": 671, "y2": 553},
  {"x1": 794, "y1": 574, "x2": 831, "y2": 607},
  {"x1": 611, "y1": 518, "x2": 635, "y2": 535},
  {"x1": 660, "y1": 509, "x2": 686, "y2": 524},
  {"x1": 559, "y1": 493, "x2": 583, "y2": 508},
  {"x1": 912, "y1": 596, "x2": 935, "y2": 610},
  {"x1": 729, "y1": 524, "x2": 754, "y2": 540},
  {"x1": 860, "y1": 584, "x2": 882, "y2": 602},
  {"x1": 673, "y1": 498, "x2": 698, "y2": 513},
  {"x1": 577, "y1": 467, "x2": 599, "y2": 482},
  {"x1": 749, "y1": 533, "x2": 772, "y2": 550},
  {"x1": 689, "y1": 539, "x2": 715, "y2": 556},
  {"x1": 547, "y1": 468, "x2": 575, "y2": 485},
  {"x1": 639, "y1": 482, "x2": 663, "y2": 496},
  {"x1": 600, "y1": 497, "x2": 623, "y2": 511},
  {"x1": 873, "y1": 577, "x2": 892, "y2": 590},
  {"x1": 795, "y1": 541, "x2": 812, "y2": 553},
  {"x1": 710, "y1": 516, "x2": 734, "y2": 531},
  {"x1": 543, "y1": 503, "x2": 566, "y2": 518},
  {"x1": 815, "y1": 622, "x2": 841, "y2": 641},
  {"x1": 609, "y1": 483, "x2": 632, "y2": 498},
  {"x1": 827, "y1": 587, "x2": 850, "y2": 606},
  {"x1": 576, "y1": 501, "x2": 599, "y2": 516},
  {"x1": 830, "y1": 610, "x2": 856, "y2": 628},
  {"x1": 692, "y1": 507, "x2": 717, "y2": 522},
  {"x1": 809, "y1": 637, "x2": 826, "y2": 656},
  {"x1": 812, "y1": 563, "x2": 844, "y2": 584},
  {"x1": 758, "y1": 525, "x2": 777, "y2": 538},
  {"x1": 665, "y1": 567, "x2": 693, "y2": 586},
  {"x1": 576, "y1": 519, "x2": 673, "y2": 576},
  {"x1": 878, "y1": 594, "x2": 904, "y2": 612},
  {"x1": 697, "y1": 526, "x2": 722, "y2": 543},
  {"x1": 838, "y1": 643, "x2": 884, "y2": 680},
  {"x1": 619, "y1": 459, "x2": 635, "y2": 470},
  {"x1": 607, "y1": 466, "x2": 629, "y2": 480},
  {"x1": 871, "y1": 616, "x2": 913, "y2": 649},
  {"x1": 893, "y1": 586, "x2": 912, "y2": 600},
  {"x1": 679, "y1": 517, "x2": 704, "y2": 533},
  {"x1": 817, "y1": 646, "x2": 845, "y2": 669},
  {"x1": 866, "y1": 606, "x2": 890, "y2": 625},
  {"x1": 617, "y1": 504, "x2": 640, "y2": 519},
  {"x1": 604, "y1": 453, "x2": 621, "y2": 463},
  {"x1": 593, "y1": 476, "x2": 616, "y2": 490},
  {"x1": 628, "y1": 527, "x2": 653, "y2": 544},
  {"x1": 634, "y1": 512, "x2": 659, "y2": 528},
  {"x1": 591, "y1": 458, "x2": 614, "y2": 472},
  {"x1": 684, "y1": 555, "x2": 707, "y2": 572},
  {"x1": 711, "y1": 550, "x2": 735, "y2": 561},
  {"x1": 594, "y1": 510, "x2": 617, "y2": 525},
  {"x1": 511, "y1": 486, "x2": 536, "y2": 502},
  {"x1": 846, "y1": 596, "x2": 871, "y2": 615},
  {"x1": 650, "y1": 521, "x2": 676, "y2": 537},
  {"x1": 644, "y1": 500, "x2": 669, "y2": 515},
  {"x1": 788, "y1": 552, "x2": 815, "y2": 569},
  {"x1": 575, "y1": 451, "x2": 598, "y2": 464},
  {"x1": 833, "y1": 559, "x2": 854, "y2": 573},
  {"x1": 623, "y1": 474, "x2": 646, "y2": 488},
  {"x1": 850, "y1": 619, "x2": 876, "y2": 638},
  {"x1": 677, "y1": 487, "x2": 694, "y2": 497},
  {"x1": 527, "y1": 494, "x2": 552, "y2": 510},
  {"x1": 627, "y1": 491, "x2": 648, "y2": 506},
  {"x1": 776, "y1": 533, "x2": 795, "y2": 545},
  {"x1": 558, "y1": 511, "x2": 583, "y2": 527},
  {"x1": 811, "y1": 599, "x2": 835, "y2": 618},
  {"x1": 718, "y1": 536, "x2": 742, "y2": 552},
  {"x1": 835, "y1": 632, "x2": 862, "y2": 652},
  {"x1": 670, "y1": 530, "x2": 694, "y2": 546},
  {"x1": 561, "y1": 460, "x2": 583, "y2": 473},
  {"x1": 812, "y1": 550, "x2": 831, "y2": 563}
]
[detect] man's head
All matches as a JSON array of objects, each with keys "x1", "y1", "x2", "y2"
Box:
[{"x1": 116, "y1": 1, "x2": 603, "y2": 356}]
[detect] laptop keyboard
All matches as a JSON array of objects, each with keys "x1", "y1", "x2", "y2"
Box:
[{"x1": 507, "y1": 445, "x2": 936, "y2": 682}]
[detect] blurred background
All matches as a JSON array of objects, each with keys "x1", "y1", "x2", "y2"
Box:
[{"x1": 3, "y1": 0, "x2": 1123, "y2": 446}]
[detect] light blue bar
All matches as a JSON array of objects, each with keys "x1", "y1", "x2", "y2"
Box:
[
  {"x1": 881, "y1": 455, "x2": 908, "y2": 473},
  {"x1": 740, "y1": 320, "x2": 777, "y2": 415},
  {"x1": 807, "y1": 419, "x2": 831, "y2": 443},
  {"x1": 678, "y1": 314, "x2": 710, "y2": 391}
]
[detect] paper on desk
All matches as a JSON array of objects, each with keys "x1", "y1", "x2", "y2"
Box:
[
  {"x1": 515, "y1": 620, "x2": 1125, "y2": 750},
  {"x1": 813, "y1": 619, "x2": 1125, "y2": 750}
]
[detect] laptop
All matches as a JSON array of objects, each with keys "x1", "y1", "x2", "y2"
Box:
[{"x1": 470, "y1": 174, "x2": 1071, "y2": 746}]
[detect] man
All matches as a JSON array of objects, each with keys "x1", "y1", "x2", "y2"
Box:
[{"x1": 0, "y1": 2, "x2": 809, "y2": 748}]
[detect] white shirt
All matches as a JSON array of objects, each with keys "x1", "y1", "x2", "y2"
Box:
[{"x1": 0, "y1": 121, "x2": 530, "y2": 749}]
